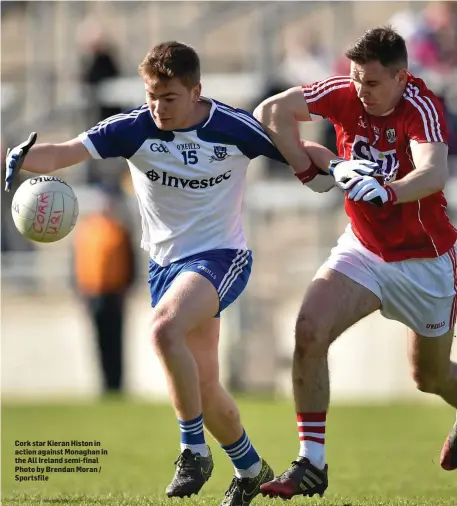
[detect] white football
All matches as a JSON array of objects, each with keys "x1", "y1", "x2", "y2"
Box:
[{"x1": 11, "y1": 176, "x2": 79, "y2": 243}]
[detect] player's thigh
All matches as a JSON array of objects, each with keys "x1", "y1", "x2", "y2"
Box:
[
  {"x1": 186, "y1": 318, "x2": 221, "y2": 388},
  {"x1": 297, "y1": 266, "x2": 381, "y2": 344},
  {"x1": 380, "y1": 245, "x2": 457, "y2": 336},
  {"x1": 154, "y1": 271, "x2": 220, "y2": 335},
  {"x1": 407, "y1": 326, "x2": 455, "y2": 386}
]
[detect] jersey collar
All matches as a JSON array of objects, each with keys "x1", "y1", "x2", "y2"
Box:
[{"x1": 172, "y1": 97, "x2": 216, "y2": 132}]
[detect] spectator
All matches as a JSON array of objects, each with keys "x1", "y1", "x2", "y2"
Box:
[
  {"x1": 77, "y1": 19, "x2": 123, "y2": 124},
  {"x1": 77, "y1": 19, "x2": 126, "y2": 187},
  {"x1": 73, "y1": 187, "x2": 136, "y2": 394}
]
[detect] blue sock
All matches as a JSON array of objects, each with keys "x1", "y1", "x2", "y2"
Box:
[
  {"x1": 178, "y1": 414, "x2": 208, "y2": 456},
  {"x1": 221, "y1": 429, "x2": 261, "y2": 478}
]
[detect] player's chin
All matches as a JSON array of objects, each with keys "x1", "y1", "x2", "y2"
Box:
[
  {"x1": 363, "y1": 104, "x2": 380, "y2": 115},
  {"x1": 155, "y1": 119, "x2": 175, "y2": 131}
]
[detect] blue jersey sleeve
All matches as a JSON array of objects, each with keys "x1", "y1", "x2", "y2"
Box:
[
  {"x1": 78, "y1": 106, "x2": 151, "y2": 159},
  {"x1": 235, "y1": 110, "x2": 288, "y2": 163},
  {"x1": 209, "y1": 102, "x2": 288, "y2": 164}
]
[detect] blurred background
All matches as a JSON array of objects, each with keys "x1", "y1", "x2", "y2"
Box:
[{"x1": 2, "y1": 0, "x2": 457, "y2": 402}]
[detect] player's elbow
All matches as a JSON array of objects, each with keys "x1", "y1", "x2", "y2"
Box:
[
  {"x1": 431, "y1": 169, "x2": 448, "y2": 193},
  {"x1": 417, "y1": 165, "x2": 448, "y2": 195},
  {"x1": 253, "y1": 101, "x2": 274, "y2": 126},
  {"x1": 421, "y1": 180, "x2": 446, "y2": 197},
  {"x1": 439, "y1": 169, "x2": 449, "y2": 191},
  {"x1": 252, "y1": 103, "x2": 265, "y2": 123},
  {"x1": 254, "y1": 95, "x2": 291, "y2": 127}
]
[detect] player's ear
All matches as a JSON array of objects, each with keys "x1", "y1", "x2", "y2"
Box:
[
  {"x1": 396, "y1": 68, "x2": 408, "y2": 85},
  {"x1": 192, "y1": 83, "x2": 201, "y2": 102}
]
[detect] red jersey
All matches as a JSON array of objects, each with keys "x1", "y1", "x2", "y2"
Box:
[{"x1": 302, "y1": 74, "x2": 457, "y2": 262}]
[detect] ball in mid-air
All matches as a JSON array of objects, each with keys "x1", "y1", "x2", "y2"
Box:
[{"x1": 11, "y1": 176, "x2": 79, "y2": 243}]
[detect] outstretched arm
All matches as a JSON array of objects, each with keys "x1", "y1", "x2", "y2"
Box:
[
  {"x1": 21, "y1": 138, "x2": 91, "y2": 174},
  {"x1": 5, "y1": 134, "x2": 90, "y2": 191}
]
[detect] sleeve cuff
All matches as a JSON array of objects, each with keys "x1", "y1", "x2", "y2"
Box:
[
  {"x1": 409, "y1": 139, "x2": 448, "y2": 146},
  {"x1": 78, "y1": 132, "x2": 102, "y2": 159}
]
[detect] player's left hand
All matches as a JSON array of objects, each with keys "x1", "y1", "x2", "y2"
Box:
[
  {"x1": 342, "y1": 175, "x2": 397, "y2": 206},
  {"x1": 329, "y1": 158, "x2": 382, "y2": 188},
  {"x1": 4, "y1": 132, "x2": 37, "y2": 192}
]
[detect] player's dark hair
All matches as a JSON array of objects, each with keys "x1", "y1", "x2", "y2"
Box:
[
  {"x1": 139, "y1": 41, "x2": 200, "y2": 89},
  {"x1": 345, "y1": 26, "x2": 408, "y2": 72}
]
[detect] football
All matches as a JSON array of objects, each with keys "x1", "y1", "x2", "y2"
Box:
[{"x1": 11, "y1": 176, "x2": 79, "y2": 243}]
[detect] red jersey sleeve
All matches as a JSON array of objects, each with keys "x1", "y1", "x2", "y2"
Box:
[
  {"x1": 302, "y1": 76, "x2": 352, "y2": 123},
  {"x1": 403, "y1": 84, "x2": 448, "y2": 144}
]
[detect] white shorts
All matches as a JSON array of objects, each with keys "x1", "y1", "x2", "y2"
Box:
[{"x1": 322, "y1": 226, "x2": 457, "y2": 337}]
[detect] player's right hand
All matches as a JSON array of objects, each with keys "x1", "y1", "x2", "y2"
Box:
[
  {"x1": 4, "y1": 132, "x2": 37, "y2": 192},
  {"x1": 329, "y1": 158, "x2": 382, "y2": 190}
]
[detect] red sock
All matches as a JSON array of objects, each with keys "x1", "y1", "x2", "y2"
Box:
[{"x1": 297, "y1": 412, "x2": 326, "y2": 469}]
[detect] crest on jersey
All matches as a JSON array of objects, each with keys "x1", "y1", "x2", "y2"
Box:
[
  {"x1": 386, "y1": 128, "x2": 396, "y2": 144},
  {"x1": 209, "y1": 145, "x2": 228, "y2": 162}
]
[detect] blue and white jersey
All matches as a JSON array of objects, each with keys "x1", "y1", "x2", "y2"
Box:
[{"x1": 78, "y1": 98, "x2": 287, "y2": 266}]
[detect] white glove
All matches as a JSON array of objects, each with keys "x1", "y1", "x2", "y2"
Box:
[
  {"x1": 343, "y1": 175, "x2": 397, "y2": 206},
  {"x1": 329, "y1": 158, "x2": 382, "y2": 189}
]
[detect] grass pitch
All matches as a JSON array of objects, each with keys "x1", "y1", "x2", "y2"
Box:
[{"x1": 1, "y1": 397, "x2": 456, "y2": 505}]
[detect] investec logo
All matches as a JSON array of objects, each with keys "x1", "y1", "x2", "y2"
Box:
[{"x1": 146, "y1": 169, "x2": 232, "y2": 189}]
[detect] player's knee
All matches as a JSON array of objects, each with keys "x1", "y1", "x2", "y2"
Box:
[
  {"x1": 294, "y1": 312, "x2": 330, "y2": 355},
  {"x1": 412, "y1": 368, "x2": 443, "y2": 394},
  {"x1": 150, "y1": 315, "x2": 180, "y2": 355}
]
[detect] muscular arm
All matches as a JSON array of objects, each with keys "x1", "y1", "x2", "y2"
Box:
[
  {"x1": 388, "y1": 142, "x2": 448, "y2": 203},
  {"x1": 253, "y1": 86, "x2": 315, "y2": 173},
  {"x1": 22, "y1": 138, "x2": 91, "y2": 174}
]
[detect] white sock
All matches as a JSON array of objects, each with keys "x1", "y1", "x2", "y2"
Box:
[
  {"x1": 299, "y1": 440, "x2": 325, "y2": 470},
  {"x1": 235, "y1": 459, "x2": 262, "y2": 479},
  {"x1": 180, "y1": 443, "x2": 209, "y2": 457}
]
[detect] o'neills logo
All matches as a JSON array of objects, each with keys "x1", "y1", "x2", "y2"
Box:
[
  {"x1": 29, "y1": 176, "x2": 70, "y2": 188},
  {"x1": 146, "y1": 169, "x2": 232, "y2": 189}
]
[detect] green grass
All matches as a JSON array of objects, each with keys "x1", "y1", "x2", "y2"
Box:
[{"x1": 1, "y1": 397, "x2": 456, "y2": 505}]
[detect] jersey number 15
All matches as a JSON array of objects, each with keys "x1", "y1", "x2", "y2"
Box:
[{"x1": 182, "y1": 150, "x2": 198, "y2": 165}]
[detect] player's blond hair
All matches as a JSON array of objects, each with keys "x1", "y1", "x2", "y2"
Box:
[{"x1": 138, "y1": 41, "x2": 200, "y2": 89}]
